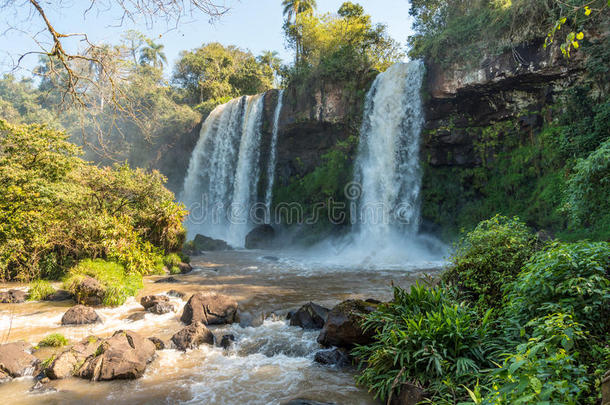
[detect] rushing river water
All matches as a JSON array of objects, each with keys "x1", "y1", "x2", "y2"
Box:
[{"x1": 0, "y1": 250, "x2": 443, "y2": 405}]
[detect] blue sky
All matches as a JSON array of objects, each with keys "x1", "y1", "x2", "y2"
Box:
[{"x1": 0, "y1": 0, "x2": 414, "y2": 77}]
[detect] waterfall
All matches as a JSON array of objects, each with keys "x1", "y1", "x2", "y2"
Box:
[
  {"x1": 353, "y1": 61, "x2": 425, "y2": 242},
  {"x1": 264, "y1": 89, "x2": 284, "y2": 219},
  {"x1": 180, "y1": 94, "x2": 265, "y2": 247}
]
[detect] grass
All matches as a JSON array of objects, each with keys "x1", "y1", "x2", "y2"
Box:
[
  {"x1": 28, "y1": 279, "x2": 56, "y2": 301},
  {"x1": 164, "y1": 253, "x2": 182, "y2": 274},
  {"x1": 38, "y1": 333, "x2": 69, "y2": 347},
  {"x1": 63, "y1": 259, "x2": 143, "y2": 307}
]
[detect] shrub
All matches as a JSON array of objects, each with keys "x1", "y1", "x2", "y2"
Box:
[
  {"x1": 63, "y1": 259, "x2": 142, "y2": 307},
  {"x1": 443, "y1": 215, "x2": 538, "y2": 307},
  {"x1": 505, "y1": 241, "x2": 610, "y2": 335},
  {"x1": 164, "y1": 253, "x2": 182, "y2": 274},
  {"x1": 38, "y1": 333, "x2": 68, "y2": 348},
  {"x1": 28, "y1": 279, "x2": 55, "y2": 301},
  {"x1": 353, "y1": 283, "x2": 497, "y2": 403}
]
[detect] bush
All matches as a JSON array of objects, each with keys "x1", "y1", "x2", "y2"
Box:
[
  {"x1": 38, "y1": 333, "x2": 68, "y2": 348},
  {"x1": 443, "y1": 215, "x2": 538, "y2": 307},
  {"x1": 28, "y1": 279, "x2": 55, "y2": 301},
  {"x1": 353, "y1": 283, "x2": 497, "y2": 403},
  {"x1": 63, "y1": 259, "x2": 143, "y2": 307},
  {"x1": 163, "y1": 253, "x2": 182, "y2": 274},
  {"x1": 505, "y1": 241, "x2": 610, "y2": 335}
]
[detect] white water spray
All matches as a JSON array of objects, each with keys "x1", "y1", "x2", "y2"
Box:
[{"x1": 264, "y1": 89, "x2": 284, "y2": 219}]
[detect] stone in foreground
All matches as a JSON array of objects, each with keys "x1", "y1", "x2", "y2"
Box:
[
  {"x1": 140, "y1": 295, "x2": 169, "y2": 309},
  {"x1": 245, "y1": 224, "x2": 275, "y2": 249},
  {"x1": 180, "y1": 292, "x2": 238, "y2": 325},
  {"x1": 171, "y1": 322, "x2": 214, "y2": 351},
  {"x1": 0, "y1": 341, "x2": 40, "y2": 378},
  {"x1": 46, "y1": 336, "x2": 101, "y2": 379},
  {"x1": 61, "y1": 305, "x2": 101, "y2": 325},
  {"x1": 0, "y1": 289, "x2": 27, "y2": 304},
  {"x1": 317, "y1": 299, "x2": 377, "y2": 348},
  {"x1": 289, "y1": 302, "x2": 329, "y2": 330},
  {"x1": 314, "y1": 348, "x2": 351, "y2": 368}
]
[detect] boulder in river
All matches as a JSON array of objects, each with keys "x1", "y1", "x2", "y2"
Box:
[
  {"x1": 148, "y1": 337, "x2": 165, "y2": 350},
  {"x1": 317, "y1": 299, "x2": 377, "y2": 348},
  {"x1": 61, "y1": 305, "x2": 101, "y2": 325},
  {"x1": 245, "y1": 225, "x2": 275, "y2": 249},
  {"x1": 191, "y1": 234, "x2": 233, "y2": 252},
  {"x1": 44, "y1": 289, "x2": 72, "y2": 302},
  {"x1": 167, "y1": 289, "x2": 185, "y2": 299},
  {"x1": 178, "y1": 262, "x2": 193, "y2": 274},
  {"x1": 171, "y1": 322, "x2": 214, "y2": 351},
  {"x1": 78, "y1": 330, "x2": 156, "y2": 380},
  {"x1": 127, "y1": 312, "x2": 146, "y2": 322},
  {"x1": 219, "y1": 334, "x2": 235, "y2": 349},
  {"x1": 289, "y1": 302, "x2": 329, "y2": 330},
  {"x1": 149, "y1": 302, "x2": 174, "y2": 315},
  {"x1": 0, "y1": 289, "x2": 27, "y2": 303},
  {"x1": 140, "y1": 295, "x2": 169, "y2": 309},
  {"x1": 314, "y1": 348, "x2": 351, "y2": 368},
  {"x1": 389, "y1": 383, "x2": 426, "y2": 405},
  {"x1": 154, "y1": 276, "x2": 180, "y2": 284},
  {"x1": 46, "y1": 336, "x2": 101, "y2": 379},
  {"x1": 180, "y1": 292, "x2": 238, "y2": 325},
  {"x1": 0, "y1": 341, "x2": 40, "y2": 378},
  {"x1": 72, "y1": 276, "x2": 105, "y2": 306}
]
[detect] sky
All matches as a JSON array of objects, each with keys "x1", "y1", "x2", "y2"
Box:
[{"x1": 0, "y1": 0, "x2": 414, "y2": 77}]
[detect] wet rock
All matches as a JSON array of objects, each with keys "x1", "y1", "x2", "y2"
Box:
[
  {"x1": 237, "y1": 311, "x2": 264, "y2": 328},
  {"x1": 290, "y1": 302, "x2": 329, "y2": 330},
  {"x1": 317, "y1": 300, "x2": 377, "y2": 348},
  {"x1": 245, "y1": 225, "x2": 275, "y2": 249},
  {"x1": 46, "y1": 336, "x2": 101, "y2": 379},
  {"x1": 282, "y1": 400, "x2": 335, "y2": 405},
  {"x1": 140, "y1": 295, "x2": 169, "y2": 309},
  {"x1": 78, "y1": 330, "x2": 156, "y2": 381},
  {"x1": 0, "y1": 289, "x2": 27, "y2": 303},
  {"x1": 219, "y1": 334, "x2": 235, "y2": 349},
  {"x1": 171, "y1": 322, "x2": 214, "y2": 351},
  {"x1": 148, "y1": 302, "x2": 174, "y2": 315},
  {"x1": 44, "y1": 289, "x2": 72, "y2": 302},
  {"x1": 389, "y1": 383, "x2": 426, "y2": 405},
  {"x1": 155, "y1": 276, "x2": 180, "y2": 284},
  {"x1": 314, "y1": 348, "x2": 351, "y2": 368},
  {"x1": 180, "y1": 292, "x2": 238, "y2": 325},
  {"x1": 61, "y1": 305, "x2": 101, "y2": 325},
  {"x1": 602, "y1": 370, "x2": 610, "y2": 405},
  {"x1": 167, "y1": 289, "x2": 185, "y2": 299},
  {"x1": 148, "y1": 337, "x2": 165, "y2": 350},
  {"x1": 192, "y1": 234, "x2": 232, "y2": 252},
  {"x1": 178, "y1": 262, "x2": 193, "y2": 274},
  {"x1": 0, "y1": 369, "x2": 9, "y2": 381},
  {"x1": 0, "y1": 341, "x2": 39, "y2": 377},
  {"x1": 127, "y1": 312, "x2": 146, "y2": 322},
  {"x1": 29, "y1": 380, "x2": 57, "y2": 394},
  {"x1": 262, "y1": 255, "x2": 280, "y2": 261},
  {"x1": 72, "y1": 276, "x2": 105, "y2": 306}
]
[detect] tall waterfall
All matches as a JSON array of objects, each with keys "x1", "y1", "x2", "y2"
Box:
[
  {"x1": 353, "y1": 61, "x2": 425, "y2": 242},
  {"x1": 264, "y1": 89, "x2": 284, "y2": 218},
  {"x1": 181, "y1": 94, "x2": 266, "y2": 247}
]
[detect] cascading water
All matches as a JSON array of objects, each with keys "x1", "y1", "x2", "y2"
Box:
[
  {"x1": 264, "y1": 89, "x2": 284, "y2": 219},
  {"x1": 181, "y1": 94, "x2": 265, "y2": 247},
  {"x1": 353, "y1": 61, "x2": 425, "y2": 241}
]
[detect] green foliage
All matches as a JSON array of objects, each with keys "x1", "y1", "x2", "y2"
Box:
[
  {"x1": 483, "y1": 313, "x2": 591, "y2": 405},
  {"x1": 38, "y1": 333, "x2": 69, "y2": 348},
  {"x1": 354, "y1": 283, "x2": 497, "y2": 403},
  {"x1": 28, "y1": 280, "x2": 55, "y2": 301},
  {"x1": 63, "y1": 259, "x2": 143, "y2": 307},
  {"x1": 505, "y1": 241, "x2": 610, "y2": 335},
  {"x1": 443, "y1": 215, "x2": 538, "y2": 307},
  {"x1": 164, "y1": 253, "x2": 182, "y2": 274}
]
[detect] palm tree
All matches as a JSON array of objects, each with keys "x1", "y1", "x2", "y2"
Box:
[
  {"x1": 139, "y1": 39, "x2": 167, "y2": 69},
  {"x1": 281, "y1": 0, "x2": 316, "y2": 62}
]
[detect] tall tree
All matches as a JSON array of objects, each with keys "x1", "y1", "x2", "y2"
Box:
[
  {"x1": 281, "y1": 0, "x2": 317, "y2": 62},
  {"x1": 140, "y1": 40, "x2": 168, "y2": 69}
]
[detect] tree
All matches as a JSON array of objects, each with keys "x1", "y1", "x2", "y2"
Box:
[
  {"x1": 282, "y1": 0, "x2": 317, "y2": 62},
  {"x1": 140, "y1": 40, "x2": 168, "y2": 69}
]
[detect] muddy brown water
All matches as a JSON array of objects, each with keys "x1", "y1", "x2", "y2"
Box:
[{"x1": 0, "y1": 250, "x2": 444, "y2": 405}]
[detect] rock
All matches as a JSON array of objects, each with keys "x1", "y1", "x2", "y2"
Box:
[
  {"x1": 171, "y1": 322, "x2": 214, "y2": 351},
  {"x1": 72, "y1": 276, "x2": 105, "y2": 306},
  {"x1": 219, "y1": 334, "x2": 235, "y2": 349},
  {"x1": 0, "y1": 342, "x2": 40, "y2": 377},
  {"x1": 0, "y1": 289, "x2": 27, "y2": 303},
  {"x1": 389, "y1": 383, "x2": 426, "y2": 405},
  {"x1": 0, "y1": 369, "x2": 9, "y2": 381},
  {"x1": 155, "y1": 276, "x2": 179, "y2": 284},
  {"x1": 238, "y1": 311, "x2": 264, "y2": 328},
  {"x1": 46, "y1": 336, "x2": 101, "y2": 380},
  {"x1": 289, "y1": 302, "x2": 329, "y2": 330},
  {"x1": 61, "y1": 305, "x2": 101, "y2": 325},
  {"x1": 317, "y1": 300, "x2": 377, "y2": 348},
  {"x1": 180, "y1": 292, "x2": 238, "y2": 325},
  {"x1": 148, "y1": 337, "x2": 165, "y2": 350},
  {"x1": 127, "y1": 312, "x2": 146, "y2": 322},
  {"x1": 262, "y1": 255, "x2": 280, "y2": 261},
  {"x1": 167, "y1": 289, "x2": 185, "y2": 299},
  {"x1": 314, "y1": 348, "x2": 351, "y2": 368},
  {"x1": 44, "y1": 289, "x2": 72, "y2": 302},
  {"x1": 29, "y1": 380, "x2": 56, "y2": 394},
  {"x1": 78, "y1": 330, "x2": 156, "y2": 381},
  {"x1": 178, "y1": 262, "x2": 193, "y2": 274},
  {"x1": 281, "y1": 400, "x2": 335, "y2": 405},
  {"x1": 192, "y1": 234, "x2": 232, "y2": 252},
  {"x1": 245, "y1": 225, "x2": 275, "y2": 249},
  {"x1": 602, "y1": 370, "x2": 610, "y2": 405},
  {"x1": 140, "y1": 295, "x2": 169, "y2": 309},
  {"x1": 148, "y1": 302, "x2": 174, "y2": 315}
]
